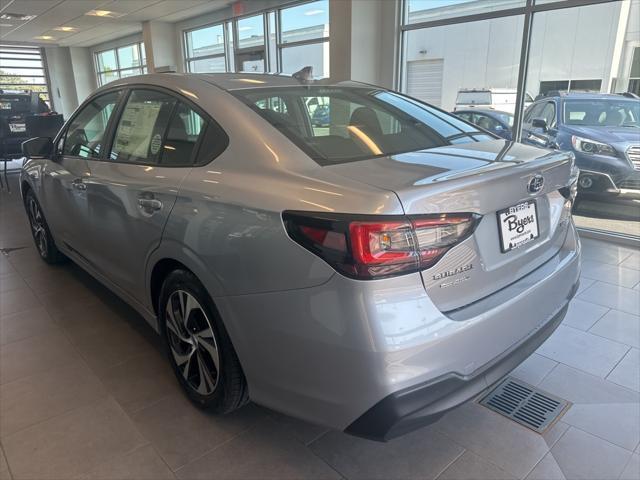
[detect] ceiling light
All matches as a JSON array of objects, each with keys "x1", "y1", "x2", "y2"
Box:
[
  {"x1": 53, "y1": 26, "x2": 77, "y2": 32},
  {"x1": 304, "y1": 9, "x2": 324, "y2": 16},
  {"x1": 85, "y1": 9, "x2": 124, "y2": 18},
  {"x1": 34, "y1": 35, "x2": 55, "y2": 40},
  {"x1": 0, "y1": 13, "x2": 36, "y2": 21},
  {"x1": 0, "y1": 23, "x2": 13, "y2": 27}
]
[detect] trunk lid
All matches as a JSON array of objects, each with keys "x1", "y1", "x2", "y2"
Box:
[{"x1": 326, "y1": 139, "x2": 575, "y2": 311}]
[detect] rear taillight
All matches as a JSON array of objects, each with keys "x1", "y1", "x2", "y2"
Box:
[{"x1": 283, "y1": 211, "x2": 481, "y2": 280}]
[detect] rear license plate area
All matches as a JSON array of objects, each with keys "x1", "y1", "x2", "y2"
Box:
[{"x1": 497, "y1": 200, "x2": 539, "y2": 253}]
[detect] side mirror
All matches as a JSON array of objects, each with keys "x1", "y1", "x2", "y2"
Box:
[
  {"x1": 22, "y1": 137, "x2": 53, "y2": 159},
  {"x1": 532, "y1": 118, "x2": 548, "y2": 132}
]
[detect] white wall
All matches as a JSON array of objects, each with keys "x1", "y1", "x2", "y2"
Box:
[
  {"x1": 404, "y1": 15, "x2": 523, "y2": 110},
  {"x1": 526, "y1": 1, "x2": 623, "y2": 96},
  {"x1": 142, "y1": 21, "x2": 179, "y2": 73},
  {"x1": 44, "y1": 47, "x2": 79, "y2": 119},
  {"x1": 69, "y1": 47, "x2": 97, "y2": 105},
  {"x1": 403, "y1": 1, "x2": 637, "y2": 111}
]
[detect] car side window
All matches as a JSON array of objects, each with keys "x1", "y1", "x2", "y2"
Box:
[
  {"x1": 110, "y1": 90, "x2": 176, "y2": 164},
  {"x1": 160, "y1": 102, "x2": 206, "y2": 166},
  {"x1": 540, "y1": 102, "x2": 557, "y2": 128},
  {"x1": 523, "y1": 102, "x2": 542, "y2": 125},
  {"x1": 255, "y1": 96, "x2": 288, "y2": 114},
  {"x1": 475, "y1": 114, "x2": 500, "y2": 132},
  {"x1": 456, "y1": 112, "x2": 472, "y2": 122},
  {"x1": 63, "y1": 91, "x2": 120, "y2": 158}
]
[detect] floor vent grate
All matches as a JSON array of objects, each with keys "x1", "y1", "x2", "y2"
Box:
[{"x1": 479, "y1": 377, "x2": 569, "y2": 433}]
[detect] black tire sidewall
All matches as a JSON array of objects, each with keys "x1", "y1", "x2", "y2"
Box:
[
  {"x1": 24, "y1": 190, "x2": 59, "y2": 263},
  {"x1": 159, "y1": 269, "x2": 233, "y2": 410}
]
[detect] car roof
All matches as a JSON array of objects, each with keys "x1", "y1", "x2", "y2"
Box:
[
  {"x1": 457, "y1": 88, "x2": 517, "y2": 93},
  {"x1": 103, "y1": 72, "x2": 371, "y2": 92},
  {"x1": 544, "y1": 92, "x2": 636, "y2": 101}
]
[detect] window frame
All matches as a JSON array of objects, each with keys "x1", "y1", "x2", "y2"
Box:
[
  {"x1": 94, "y1": 42, "x2": 147, "y2": 87},
  {"x1": 58, "y1": 89, "x2": 125, "y2": 161},
  {"x1": 99, "y1": 84, "x2": 228, "y2": 168},
  {"x1": 181, "y1": 0, "x2": 330, "y2": 76},
  {"x1": 277, "y1": 0, "x2": 330, "y2": 76},
  {"x1": 108, "y1": 88, "x2": 180, "y2": 166},
  {"x1": 539, "y1": 100, "x2": 557, "y2": 129},
  {"x1": 183, "y1": 22, "x2": 228, "y2": 73},
  {"x1": 0, "y1": 44, "x2": 52, "y2": 107}
]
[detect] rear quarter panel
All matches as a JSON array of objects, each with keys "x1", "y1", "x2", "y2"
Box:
[{"x1": 156, "y1": 84, "x2": 404, "y2": 298}]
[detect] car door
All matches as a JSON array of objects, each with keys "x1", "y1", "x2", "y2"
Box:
[
  {"x1": 40, "y1": 90, "x2": 123, "y2": 257},
  {"x1": 83, "y1": 88, "x2": 208, "y2": 304}
]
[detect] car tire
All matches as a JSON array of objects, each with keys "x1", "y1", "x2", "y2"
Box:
[
  {"x1": 159, "y1": 269, "x2": 249, "y2": 413},
  {"x1": 24, "y1": 189, "x2": 67, "y2": 264}
]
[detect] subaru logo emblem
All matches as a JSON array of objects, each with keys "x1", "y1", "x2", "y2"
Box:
[{"x1": 528, "y1": 175, "x2": 544, "y2": 194}]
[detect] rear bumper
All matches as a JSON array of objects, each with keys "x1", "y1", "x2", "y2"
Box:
[
  {"x1": 345, "y1": 294, "x2": 573, "y2": 441},
  {"x1": 217, "y1": 223, "x2": 580, "y2": 436}
]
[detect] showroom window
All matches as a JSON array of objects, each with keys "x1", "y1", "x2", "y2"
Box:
[
  {"x1": 399, "y1": 0, "x2": 639, "y2": 239},
  {"x1": 184, "y1": 0, "x2": 329, "y2": 77},
  {"x1": 279, "y1": 0, "x2": 330, "y2": 77},
  {"x1": 95, "y1": 42, "x2": 146, "y2": 86},
  {"x1": 0, "y1": 44, "x2": 51, "y2": 106},
  {"x1": 185, "y1": 24, "x2": 227, "y2": 73}
]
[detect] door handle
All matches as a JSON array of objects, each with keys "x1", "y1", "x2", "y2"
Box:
[
  {"x1": 137, "y1": 198, "x2": 163, "y2": 211},
  {"x1": 72, "y1": 179, "x2": 87, "y2": 191}
]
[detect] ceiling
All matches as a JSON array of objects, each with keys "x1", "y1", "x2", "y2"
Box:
[{"x1": 0, "y1": 0, "x2": 231, "y2": 47}]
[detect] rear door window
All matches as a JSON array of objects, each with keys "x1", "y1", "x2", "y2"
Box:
[{"x1": 110, "y1": 90, "x2": 176, "y2": 164}]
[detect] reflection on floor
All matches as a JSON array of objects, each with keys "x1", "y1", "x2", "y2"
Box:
[
  {"x1": 1, "y1": 174, "x2": 639, "y2": 480},
  {"x1": 574, "y1": 197, "x2": 640, "y2": 237}
]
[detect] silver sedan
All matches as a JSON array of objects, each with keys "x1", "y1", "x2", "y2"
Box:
[{"x1": 20, "y1": 73, "x2": 580, "y2": 440}]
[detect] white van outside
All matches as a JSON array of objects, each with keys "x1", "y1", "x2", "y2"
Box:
[{"x1": 454, "y1": 88, "x2": 533, "y2": 113}]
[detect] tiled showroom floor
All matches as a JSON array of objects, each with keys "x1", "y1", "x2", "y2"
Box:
[{"x1": 1, "y1": 175, "x2": 639, "y2": 480}]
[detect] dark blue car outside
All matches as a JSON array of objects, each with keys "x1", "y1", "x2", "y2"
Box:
[
  {"x1": 521, "y1": 92, "x2": 640, "y2": 199},
  {"x1": 453, "y1": 109, "x2": 514, "y2": 140}
]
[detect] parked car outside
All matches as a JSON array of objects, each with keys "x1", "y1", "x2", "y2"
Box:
[
  {"x1": 0, "y1": 89, "x2": 50, "y2": 159},
  {"x1": 311, "y1": 103, "x2": 330, "y2": 127},
  {"x1": 454, "y1": 88, "x2": 533, "y2": 114},
  {"x1": 454, "y1": 109, "x2": 514, "y2": 140},
  {"x1": 521, "y1": 92, "x2": 640, "y2": 200},
  {"x1": 20, "y1": 73, "x2": 580, "y2": 441}
]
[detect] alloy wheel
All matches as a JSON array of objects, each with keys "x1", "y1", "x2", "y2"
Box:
[
  {"x1": 27, "y1": 197, "x2": 48, "y2": 257},
  {"x1": 165, "y1": 290, "x2": 220, "y2": 395}
]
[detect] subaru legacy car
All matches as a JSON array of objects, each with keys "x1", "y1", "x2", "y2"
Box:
[
  {"x1": 522, "y1": 92, "x2": 640, "y2": 199},
  {"x1": 20, "y1": 73, "x2": 580, "y2": 441}
]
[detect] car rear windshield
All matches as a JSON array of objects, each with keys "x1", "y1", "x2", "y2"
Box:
[
  {"x1": 456, "y1": 91, "x2": 491, "y2": 105},
  {"x1": 233, "y1": 86, "x2": 492, "y2": 165},
  {"x1": 563, "y1": 99, "x2": 640, "y2": 127}
]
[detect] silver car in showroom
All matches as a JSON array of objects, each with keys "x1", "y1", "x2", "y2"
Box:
[{"x1": 20, "y1": 73, "x2": 580, "y2": 440}]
